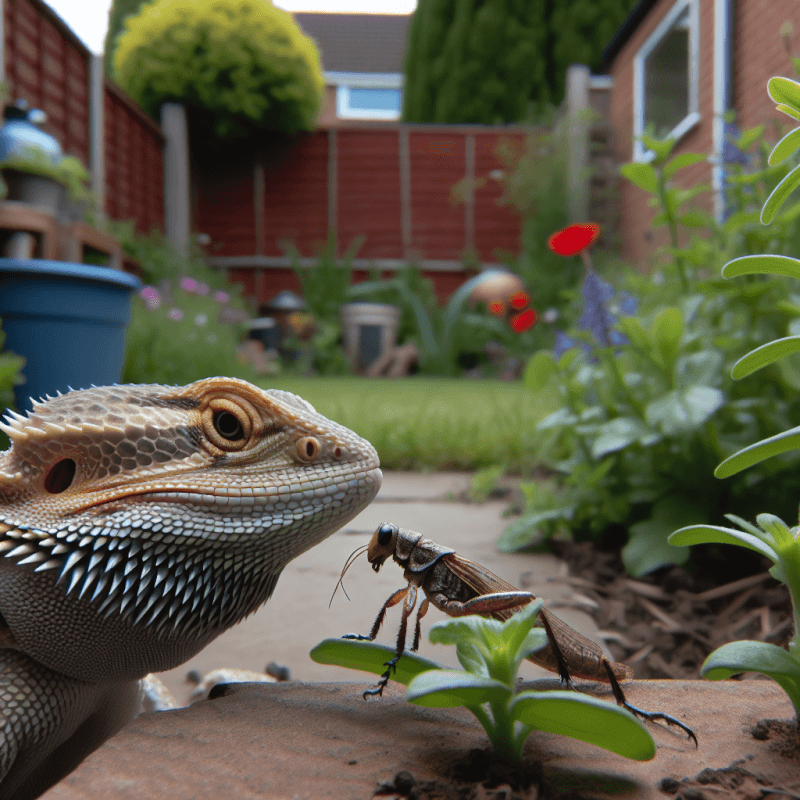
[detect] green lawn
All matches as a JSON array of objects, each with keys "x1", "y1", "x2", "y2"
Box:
[{"x1": 256, "y1": 376, "x2": 559, "y2": 473}]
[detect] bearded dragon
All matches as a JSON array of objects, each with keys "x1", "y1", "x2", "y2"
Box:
[{"x1": 0, "y1": 377, "x2": 382, "y2": 799}]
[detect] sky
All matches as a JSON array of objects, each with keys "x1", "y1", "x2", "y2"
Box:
[{"x1": 43, "y1": 0, "x2": 417, "y2": 54}]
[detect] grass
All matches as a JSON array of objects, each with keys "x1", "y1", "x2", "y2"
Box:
[{"x1": 256, "y1": 376, "x2": 559, "y2": 473}]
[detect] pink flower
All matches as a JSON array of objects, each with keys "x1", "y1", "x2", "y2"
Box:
[
  {"x1": 196, "y1": 282, "x2": 209, "y2": 296},
  {"x1": 140, "y1": 286, "x2": 160, "y2": 310},
  {"x1": 213, "y1": 290, "x2": 230, "y2": 303},
  {"x1": 167, "y1": 308, "x2": 184, "y2": 321},
  {"x1": 180, "y1": 277, "x2": 198, "y2": 293}
]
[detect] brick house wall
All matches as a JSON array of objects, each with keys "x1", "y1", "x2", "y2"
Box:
[{"x1": 605, "y1": 0, "x2": 797, "y2": 270}]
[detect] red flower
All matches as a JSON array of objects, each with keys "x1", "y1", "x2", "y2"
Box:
[
  {"x1": 510, "y1": 308, "x2": 537, "y2": 333},
  {"x1": 509, "y1": 291, "x2": 530, "y2": 310},
  {"x1": 547, "y1": 223, "x2": 600, "y2": 257},
  {"x1": 489, "y1": 300, "x2": 505, "y2": 316}
]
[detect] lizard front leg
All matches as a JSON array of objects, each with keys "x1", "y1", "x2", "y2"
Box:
[{"x1": 0, "y1": 650, "x2": 142, "y2": 800}]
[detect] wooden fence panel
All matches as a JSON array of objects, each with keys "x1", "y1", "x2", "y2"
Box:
[
  {"x1": 3, "y1": 0, "x2": 89, "y2": 164},
  {"x1": 408, "y1": 129, "x2": 466, "y2": 261},
  {"x1": 103, "y1": 81, "x2": 163, "y2": 232},
  {"x1": 337, "y1": 128, "x2": 403, "y2": 260}
]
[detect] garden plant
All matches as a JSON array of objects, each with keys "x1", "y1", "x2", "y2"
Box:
[
  {"x1": 670, "y1": 74, "x2": 800, "y2": 721},
  {"x1": 500, "y1": 124, "x2": 800, "y2": 576},
  {"x1": 311, "y1": 598, "x2": 656, "y2": 761}
]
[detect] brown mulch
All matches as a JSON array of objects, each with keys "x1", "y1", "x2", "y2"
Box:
[{"x1": 547, "y1": 541, "x2": 794, "y2": 681}]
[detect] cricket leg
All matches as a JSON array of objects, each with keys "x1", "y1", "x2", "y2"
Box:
[
  {"x1": 440, "y1": 591, "x2": 536, "y2": 617},
  {"x1": 602, "y1": 661, "x2": 697, "y2": 747},
  {"x1": 411, "y1": 598, "x2": 430, "y2": 652},
  {"x1": 342, "y1": 584, "x2": 410, "y2": 643},
  {"x1": 363, "y1": 585, "x2": 419, "y2": 700}
]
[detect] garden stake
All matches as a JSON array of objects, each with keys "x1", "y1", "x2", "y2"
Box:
[{"x1": 335, "y1": 522, "x2": 696, "y2": 745}]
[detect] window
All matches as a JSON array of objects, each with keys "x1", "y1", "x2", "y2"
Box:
[
  {"x1": 632, "y1": 0, "x2": 699, "y2": 161},
  {"x1": 327, "y1": 72, "x2": 403, "y2": 121}
]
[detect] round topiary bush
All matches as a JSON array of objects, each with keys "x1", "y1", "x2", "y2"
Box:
[{"x1": 114, "y1": 0, "x2": 324, "y2": 138}]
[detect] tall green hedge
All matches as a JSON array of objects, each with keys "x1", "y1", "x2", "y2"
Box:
[
  {"x1": 114, "y1": 0, "x2": 324, "y2": 138},
  {"x1": 103, "y1": 0, "x2": 149, "y2": 79},
  {"x1": 403, "y1": 0, "x2": 637, "y2": 124}
]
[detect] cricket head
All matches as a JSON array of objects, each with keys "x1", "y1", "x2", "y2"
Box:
[{"x1": 366, "y1": 522, "x2": 398, "y2": 571}]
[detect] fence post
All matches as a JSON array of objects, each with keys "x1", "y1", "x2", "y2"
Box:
[
  {"x1": 399, "y1": 125, "x2": 412, "y2": 258},
  {"x1": 161, "y1": 102, "x2": 191, "y2": 258},
  {"x1": 0, "y1": 0, "x2": 5, "y2": 83},
  {"x1": 565, "y1": 64, "x2": 590, "y2": 223},
  {"x1": 89, "y1": 55, "x2": 105, "y2": 218}
]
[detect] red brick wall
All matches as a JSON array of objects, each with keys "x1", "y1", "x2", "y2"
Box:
[
  {"x1": 608, "y1": 0, "x2": 800, "y2": 269},
  {"x1": 608, "y1": 0, "x2": 714, "y2": 269},
  {"x1": 3, "y1": 0, "x2": 90, "y2": 164},
  {"x1": 103, "y1": 81, "x2": 164, "y2": 232}
]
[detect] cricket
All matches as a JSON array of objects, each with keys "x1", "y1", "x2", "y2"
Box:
[{"x1": 334, "y1": 522, "x2": 696, "y2": 745}]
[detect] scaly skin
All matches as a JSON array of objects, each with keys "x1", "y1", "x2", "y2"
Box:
[{"x1": 0, "y1": 377, "x2": 382, "y2": 799}]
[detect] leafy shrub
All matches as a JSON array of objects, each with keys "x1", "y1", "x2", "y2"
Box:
[
  {"x1": 123, "y1": 278, "x2": 256, "y2": 385},
  {"x1": 114, "y1": 0, "x2": 323, "y2": 138},
  {"x1": 500, "y1": 128, "x2": 800, "y2": 576}
]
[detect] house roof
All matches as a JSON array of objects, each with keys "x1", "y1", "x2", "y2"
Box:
[
  {"x1": 601, "y1": 0, "x2": 659, "y2": 69},
  {"x1": 294, "y1": 12, "x2": 411, "y2": 74}
]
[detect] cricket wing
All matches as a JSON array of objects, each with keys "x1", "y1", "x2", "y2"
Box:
[{"x1": 442, "y1": 554, "x2": 632, "y2": 683}]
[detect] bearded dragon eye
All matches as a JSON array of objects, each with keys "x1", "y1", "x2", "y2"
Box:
[{"x1": 213, "y1": 411, "x2": 244, "y2": 441}]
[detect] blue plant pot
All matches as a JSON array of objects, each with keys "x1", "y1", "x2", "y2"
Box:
[{"x1": 0, "y1": 259, "x2": 141, "y2": 411}]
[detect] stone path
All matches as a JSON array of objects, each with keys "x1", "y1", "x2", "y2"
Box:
[{"x1": 155, "y1": 472, "x2": 605, "y2": 703}]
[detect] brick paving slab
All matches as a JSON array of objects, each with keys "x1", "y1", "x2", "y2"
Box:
[{"x1": 155, "y1": 472, "x2": 600, "y2": 704}]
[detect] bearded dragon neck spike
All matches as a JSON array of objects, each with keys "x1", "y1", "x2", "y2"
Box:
[{"x1": 0, "y1": 377, "x2": 381, "y2": 796}]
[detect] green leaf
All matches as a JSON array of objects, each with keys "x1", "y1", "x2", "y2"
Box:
[
  {"x1": 663, "y1": 152, "x2": 706, "y2": 180},
  {"x1": 668, "y1": 525, "x2": 779, "y2": 563},
  {"x1": 309, "y1": 638, "x2": 443, "y2": 685},
  {"x1": 622, "y1": 497, "x2": 697, "y2": 576},
  {"x1": 651, "y1": 307, "x2": 683, "y2": 371},
  {"x1": 406, "y1": 670, "x2": 510, "y2": 708},
  {"x1": 769, "y1": 77, "x2": 800, "y2": 112},
  {"x1": 678, "y1": 210, "x2": 708, "y2": 227},
  {"x1": 768, "y1": 127, "x2": 800, "y2": 166},
  {"x1": 429, "y1": 616, "x2": 503, "y2": 648},
  {"x1": 615, "y1": 316, "x2": 650, "y2": 351},
  {"x1": 497, "y1": 509, "x2": 572, "y2": 551},
  {"x1": 762, "y1": 162, "x2": 800, "y2": 223},
  {"x1": 645, "y1": 386, "x2": 724, "y2": 434},
  {"x1": 523, "y1": 351, "x2": 559, "y2": 393},
  {"x1": 722, "y1": 254, "x2": 800, "y2": 281},
  {"x1": 620, "y1": 162, "x2": 659, "y2": 193},
  {"x1": 715, "y1": 424, "x2": 800, "y2": 477},
  {"x1": 735, "y1": 125, "x2": 765, "y2": 150},
  {"x1": 509, "y1": 691, "x2": 655, "y2": 761},
  {"x1": 701, "y1": 641, "x2": 800, "y2": 710},
  {"x1": 777, "y1": 104, "x2": 800, "y2": 122},
  {"x1": 731, "y1": 336, "x2": 800, "y2": 379},
  {"x1": 591, "y1": 418, "x2": 649, "y2": 459},
  {"x1": 456, "y1": 641, "x2": 489, "y2": 676},
  {"x1": 639, "y1": 132, "x2": 675, "y2": 163}
]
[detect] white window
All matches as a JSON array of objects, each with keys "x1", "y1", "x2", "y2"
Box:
[
  {"x1": 632, "y1": 0, "x2": 700, "y2": 161},
  {"x1": 326, "y1": 72, "x2": 403, "y2": 121}
]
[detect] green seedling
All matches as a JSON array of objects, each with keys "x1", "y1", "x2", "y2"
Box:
[
  {"x1": 311, "y1": 598, "x2": 656, "y2": 762},
  {"x1": 670, "y1": 514, "x2": 800, "y2": 721}
]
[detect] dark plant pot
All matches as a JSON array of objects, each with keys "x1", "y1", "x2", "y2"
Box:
[
  {"x1": 0, "y1": 259, "x2": 141, "y2": 411},
  {"x1": 2, "y1": 169, "x2": 63, "y2": 215}
]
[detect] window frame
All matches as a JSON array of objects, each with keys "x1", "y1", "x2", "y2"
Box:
[
  {"x1": 632, "y1": 0, "x2": 700, "y2": 162},
  {"x1": 326, "y1": 71, "x2": 403, "y2": 121}
]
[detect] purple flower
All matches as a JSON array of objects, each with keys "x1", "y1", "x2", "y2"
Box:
[
  {"x1": 140, "y1": 286, "x2": 161, "y2": 310},
  {"x1": 196, "y1": 282, "x2": 209, "y2": 296},
  {"x1": 180, "y1": 277, "x2": 198, "y2": 293},
  {"x1": 167, "y1": 308, "x2": 184, "y2": 322},
  {"x1": 213, "y1": 290, "x2": 230, "y2": 303}
]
